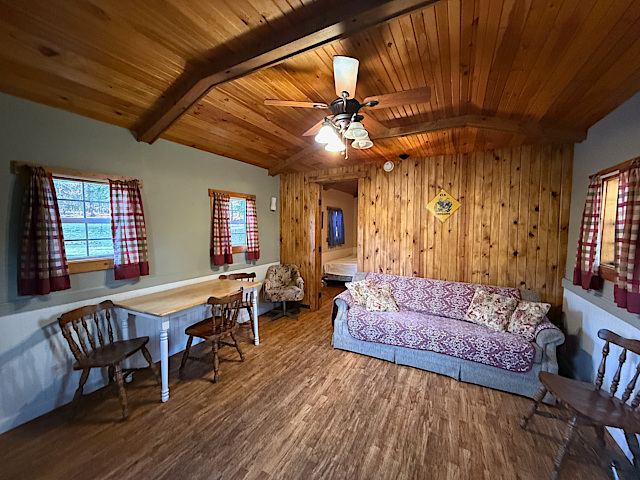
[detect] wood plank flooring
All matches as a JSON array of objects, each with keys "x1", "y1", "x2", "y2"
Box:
[{"x1": 0, "y1": 286, "x2": 632, "y2": 480}]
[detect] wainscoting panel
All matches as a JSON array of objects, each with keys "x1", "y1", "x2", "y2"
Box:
[{"x1": 279, "y1": 144, "x2": 573, "y2": 309}]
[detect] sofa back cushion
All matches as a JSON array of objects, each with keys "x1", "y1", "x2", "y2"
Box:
[{"x1": 365, "y1": 273, "x2": 521, "y2": 321}]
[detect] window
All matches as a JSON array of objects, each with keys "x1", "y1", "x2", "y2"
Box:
[
  {"x1": 229, "y1": 197, "x2": 247, "y2": 253},
  {"x1": 327, "y1": 207, "x2": 345, "y2": 247},
  {"x1": 53, "y1": 178, "x2": 114, "y2": 263}
]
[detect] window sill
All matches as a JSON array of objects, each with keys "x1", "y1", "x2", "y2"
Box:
[
  {"x1": 68, "y1": 258, "x2": 114, "y2": 274},
  {"x1": 232, "y1": 245, "x2": 248, "y2": 254},
  {"x1": 561, "y1": 278, "x2": 640, "y2": 330}
]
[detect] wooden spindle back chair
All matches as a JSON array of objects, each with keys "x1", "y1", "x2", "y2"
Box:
[
  {"x1": 521, "y1": 329, "x2": 640, "y2": 479},
  {"x1": 220, "y1": 272, "x2": 257, "y2": 340},
  {"x1": 58, "y1": 300, "x2": 160, "y2": 420},
  {"x1": 180, "y1": 289, "x2": 244, "y2": 383}
]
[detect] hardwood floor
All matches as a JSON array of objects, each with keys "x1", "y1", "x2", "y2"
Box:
[{"x1": 0, "y1": 285, "x2": 631, "y2": 480}]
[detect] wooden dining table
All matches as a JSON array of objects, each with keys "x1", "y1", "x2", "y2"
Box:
[{"x1": 115, "y1": 278, "x2": 262, "y2": 402}]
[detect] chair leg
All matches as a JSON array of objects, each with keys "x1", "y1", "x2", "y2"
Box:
[
  {"x1": 141, "y1": 346, "x2": 161, "y2": 385},
  {"x1": 179, "y1": 336, "x2": 194, "y2": 374},
  {"x1": 594, "y1": 425, "x2": 606, "y2": 449},
  {"x1": 212, "y1": 339, "x2": 220, "y2": 383},
  {"x1": 114, "y1": 364, "x2": 130, "y2": 420},
  {"x1": 521, "y1": 384, "x2": 547, "y2": 429},
  {"x1": 246, "y1": 305, "x2": 255, "y2": 341},
  {"x1": 108, "y1": 365, "x2": 115, "y2": 383},
  {"x1": 551, "y1": 415, "x2": 579, "y2": 480},
  {"x1": 231, "y1": 330, "x2": 244, "y2": 361},
  {"x1": 72, "y1": 368, "x2": 90, "y2": 418},
  {"x1": 624, "y1": 430, "x2": 640, "y2": 474}
]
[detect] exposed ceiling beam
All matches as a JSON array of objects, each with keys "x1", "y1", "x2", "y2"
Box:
[
  {"x1": 135, "y1": 0, "x2": 443, "y2": 144},
  {"x1": 374, "y1": 115, "x2": 587, "y2": 143},
  {"x1": 268, "y1": 145, "x2": 319, "y2": 176}
]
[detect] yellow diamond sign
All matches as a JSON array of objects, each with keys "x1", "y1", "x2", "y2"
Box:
[{"x1": 427, "y1": 189, "x2": 461, "y2": 222}]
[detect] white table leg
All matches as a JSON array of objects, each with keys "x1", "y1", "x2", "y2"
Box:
[
  {"x1": 252, "y1": 287, "x2": 260, "y2": 346},
  {"x1": 160, "y1": 318, "x2": 170, "y2": 402}
]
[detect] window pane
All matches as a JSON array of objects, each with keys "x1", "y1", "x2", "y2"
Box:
[
  {"x1": 601, "y1": 177, "x2": 618, "y2": 265},
  {"x1": 229, "y1": 197, "x2": 247, "y2": 246},
  {"x1": 53, "y1": 179, "x2": 83, "y2": 200},
  {"x1": 65, "y1": 240, "x2": 88, "y2": 258},
  {"x1": 88, "y1": 239, "x2": 114, "y2": 257},
  {"x1": 58, "y1": 200, "x2": 85, "y2": 218},
  {"x1": 85, "y1": 201, "x2": 111, "y2": 218},
  {"x1": 84, "y1": 182, "x2": 109, "y2": 202},
  {"x1": 61, "y1": 223, "x2": 86, "y2": 241},
  {"x1": 87, "y1": 223, "x2": 112, "y2": 239}
]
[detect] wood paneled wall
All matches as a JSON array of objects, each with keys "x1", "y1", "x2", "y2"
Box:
[{"x1": 280, "y1": 144, "x2": 573, "y2": 310}]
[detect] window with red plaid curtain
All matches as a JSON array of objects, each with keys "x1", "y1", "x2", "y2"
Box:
[
  {"x1": 109, "y1": 179, "x2": 149, "y2": 280},
  {"x1": 246, "y1": 197, "x2": 260, "y2": 260},
  {"x1": 573, "y1": 173, "x2": 604, "y2": 290},
  {"x1": 19, "y1": 167, "x2": 71, "y2": 295},
  {"x1": 211, "y1": 192, "x2": 233, "y2": 265},
  {"x1": 614, "y1": 159, "x2": 640, "y2": 313}
]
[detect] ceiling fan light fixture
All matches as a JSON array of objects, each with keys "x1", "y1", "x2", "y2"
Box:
[
  {"x1": 344, "y1": 121, "x2": 368, "y2": 140},
  {"x1": 315, "y1": 122, "x2": 339, "y2": 144},
  {"x1": 333, "y1": 56, "x2": 359, "y2": 98},
  {"x1": 325, "y1": 138, "x2": 346, "y2": 152},
  {"x1": 352, "y1": 138, "x2": 373, "y2": 150}
]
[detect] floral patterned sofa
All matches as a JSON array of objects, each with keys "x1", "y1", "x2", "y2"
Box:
[{"x1": 332, "y1": 273, "x2": 565, "y2": 403}]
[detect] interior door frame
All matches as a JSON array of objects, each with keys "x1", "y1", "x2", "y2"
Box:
[{"x1": 310, "y1": 171, "x2": 366, "y2": 305}]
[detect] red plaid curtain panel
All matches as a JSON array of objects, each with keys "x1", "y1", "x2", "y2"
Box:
[
  {"x1": 614, "y1": 159, "x2": 640, "y2": 313},
  {"x1": 110, "y1": 180, "x2": 149, "y2": 280},
  {"x1": 19, "y1": 167, "x2": 71, "y2": 295},
  {"x1": 573, "y1": 173, "x2": 603, "y2": 290},
  {"x1": 211, "y1": 192, "x2": 233, "y2": 265},
  {"x1": 246, "y1": 197, "x2": 260, "y2": 260}
]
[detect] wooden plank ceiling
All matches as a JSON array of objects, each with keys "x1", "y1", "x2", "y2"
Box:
[{"x1": 1, "y1": 0, "x2": 640, "y2": 174}]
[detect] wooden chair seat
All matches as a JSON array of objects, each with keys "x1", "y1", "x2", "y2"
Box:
[
  {"x1": 522, "y1": 329, "x2": 640, "y2": 479},
  {"x1": 74, "y1": 337, "x2": 150, "y2": 370},
  {"x1": 180, "y1": 290, "x2": 244, "y2": 384},
  {"x1": 540, "y1": 371, "x2": 640, "y2": 432},
  {"x1": 185, "y1": 316, "x2": 236, "y2": 339},
  {"x1": 59, "y1": 300, "x2": 160, "y2": 420}
]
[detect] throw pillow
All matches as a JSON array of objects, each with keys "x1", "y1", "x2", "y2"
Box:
[
  {"x1": 345, "y1": 279, "x2": 373, "y2": 306},
  {"x1": 365, "y1": 282, "x2": 400, "y2": 312},
  {"x1": 464, "y1": 287, "x2": 519, "y2": 332},
  {"x1": 508, "y1": 301, "x2": 551, "y2": 341}
]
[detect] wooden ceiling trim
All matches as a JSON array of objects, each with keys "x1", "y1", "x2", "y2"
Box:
[
  {"x1": 135, "y1": 0, "x2": 444, "y2": 144},
  {"x1": 373, "y1": 114, "x2": 587, "y2": 142}
]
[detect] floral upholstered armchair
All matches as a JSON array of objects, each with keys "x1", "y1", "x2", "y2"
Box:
[{"x1": 263, "y1": 264, "x2": 304, "y2": 320}]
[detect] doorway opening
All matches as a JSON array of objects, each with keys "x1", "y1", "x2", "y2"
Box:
[{"x1": 317, "y1": 178, "x2": 359, "y2": 305}]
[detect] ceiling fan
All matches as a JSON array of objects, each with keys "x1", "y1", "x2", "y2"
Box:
[{"x1": 264, "y1": 56, "x2": 431, "y2": 156}]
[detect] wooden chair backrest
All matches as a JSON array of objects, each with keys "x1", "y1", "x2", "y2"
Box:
[
  {"x1": 207, "y1": 290, "x2": 243, "y2": 333},
  {"x1": 220, "y1": 273, "x2": 255, "y2": 302},
  {"x1": 596, "y1": 329, "x2": 640, "y2": 408},
  {"x1": 58, "y1": 300, "x2": 116, "y2": 364}
]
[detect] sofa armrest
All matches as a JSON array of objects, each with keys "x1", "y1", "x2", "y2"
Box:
[
  {"x1": 332, "y1": 296, "x2": 351, "y2": 327},
  {"x1": 535, "y1": 319, "x2": 565, "y2": 374},
  {"x1": 296, "y1": 276, "x2": 304, "y2": 289}
]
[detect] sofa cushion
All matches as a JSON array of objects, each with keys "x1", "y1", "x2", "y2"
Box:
[
  {"x1": 464, "y1": 288, "x2": 519, "y2": 332},
  {"x1": 508, "y1": 301, "x2": 551, "y2": 341},
  {"x1": 366, "y1": 273, "x2": 521, "y2": 321},
  {"x1": 365, "y1": 282, "x2": 399, "y2": 312},
  {"x1": 346, "y1": 306, "x2": 536, "y2": 373},
  {"x1": 345, "y1": 279, "x2": 372, "y2": 306}
]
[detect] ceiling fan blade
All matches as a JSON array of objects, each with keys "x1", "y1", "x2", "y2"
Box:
[
  {"x1": 363, "y1": 86, "x2": 431, "y2": 109},
  {"x1": 302, "y1": 118, "x2": 325, "y2": 137},
  {"x1": 333, "y1": 56, "x2": 359, "y2": 98},
  {"x1": 264, "y1": 99, "x2": 328, "y2": 109},
  {"x1": 359, "y1": 113, "x2": 388, "y2": 137}
]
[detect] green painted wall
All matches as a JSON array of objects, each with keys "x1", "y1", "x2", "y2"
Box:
[{"x1": 0, "y1": 93, "x2": 280, "y2": 316}]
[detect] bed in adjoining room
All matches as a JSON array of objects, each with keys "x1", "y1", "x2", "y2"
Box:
[{"x1": 323, "y1": 254, "x2": 358, "y2": 283}]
